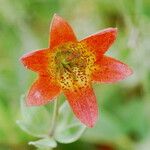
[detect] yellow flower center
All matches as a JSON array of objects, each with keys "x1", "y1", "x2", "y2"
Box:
[{"x1": 50, "y1": 42, "x2": 96, "y2": 91}]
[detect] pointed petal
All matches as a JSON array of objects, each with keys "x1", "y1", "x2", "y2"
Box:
[
  {"x1": 49, "y1": 14, "x2": 77, "y2": 49},
  {"x1": 27, "y1": 76, "x2": 61, "y2": 106},
  {"x1": 92, "y1": 56, "x2": 133, "y2": 83},
  {"x1": 20, "y1": 49, "x2": 50, "y2": 74},
  {"x1": 80, "y1": 28, "x2": 117, "y2": 58},
  {"x1": 64, "y1": 86, "x2": 99, "y2": 128}
]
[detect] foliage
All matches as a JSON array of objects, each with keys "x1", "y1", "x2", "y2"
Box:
[
  {"x1": 17, "y1": 96, "x2": 85, "y2": 149},
  {"x1": 0, "y1": 0, "x2": 150, "y2": 149}
]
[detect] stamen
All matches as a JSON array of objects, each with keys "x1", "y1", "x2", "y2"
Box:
[{"x1": 50, "y1": 42, "x2": 96, "y2": 91}]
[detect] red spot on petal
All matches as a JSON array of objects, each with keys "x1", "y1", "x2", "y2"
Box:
[
  {"x1": 49, "y1": 14, "x2": 77, "y2": 49},
  {"x1": 92, "y1": 56, "x2": 133, "y2": 83},
  {"x1": 64, "y1": 86, "x2": 99, "y2": 127}
]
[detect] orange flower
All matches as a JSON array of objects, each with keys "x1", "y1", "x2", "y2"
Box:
[{"x1": 20, "y1": 14, "x2": 132, "y2": 127}]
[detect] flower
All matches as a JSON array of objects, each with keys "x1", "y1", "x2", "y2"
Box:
[{"x1": 20, "y1": 14, "x2": 133, "y2": 128}]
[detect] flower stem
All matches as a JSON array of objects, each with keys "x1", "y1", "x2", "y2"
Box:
[{"x1": 49, "y1": 99, "x2": 59, "y2": 137}]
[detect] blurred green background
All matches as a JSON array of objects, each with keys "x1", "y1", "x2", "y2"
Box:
[{"x1": 0, "y1": 0, "x2": 150, "y2": 150}]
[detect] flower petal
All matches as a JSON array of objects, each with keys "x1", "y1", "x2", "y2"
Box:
[
  {"x1": 20, "y1": 48, "x2": 50, "y2": 75},
  {"x1": 80, "y1": 28, "x2": 117, "y2": 58},
  {"x1": 49, "y1": 14, "x2": 77, "y2": 49},
  {"x1": 64, "y1": 86, "x2": 99, "y2": 128},
  {"x1": 27, "y1": 76, "x2": 61, "y2": 106},
  {"x1": 92, "y1": 56, "x2": 133, "y2": 83}
]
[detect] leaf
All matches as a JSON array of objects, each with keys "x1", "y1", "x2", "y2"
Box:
[
  {"x1": 17, "y1": 95, "x2": 53, "y2": 137},
  {"x1": 29, "y1": 137, "x2": 57, "y2": 149},
  {"x1": 55, "y1": 101, "x2": 86, "y2": 143},
  {"x1": 17, "y1": 96, "x2": 86, "y2": 145}
]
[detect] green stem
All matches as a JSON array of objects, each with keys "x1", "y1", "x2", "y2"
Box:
[{"x1": 49, "y1": 99, "x2": 59, "y2": 137}]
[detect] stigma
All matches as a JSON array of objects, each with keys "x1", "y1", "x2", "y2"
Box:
[{"x1": 50, "y1": 42, "x2": 96, "y2": 91}]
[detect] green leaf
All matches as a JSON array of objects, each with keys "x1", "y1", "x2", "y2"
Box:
[
  {"x1": 17, "y1": 96, "x2": 86, "y2": 145},
  {"x1": 55, "y1": 102, "x2": 86, "y2": 143},
  {"x1": 17, "y1": 95, "x2": 53, "y2": 138},
  {"x1": 29, "y1": 137, "x2": 57, "y2": 149}
]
